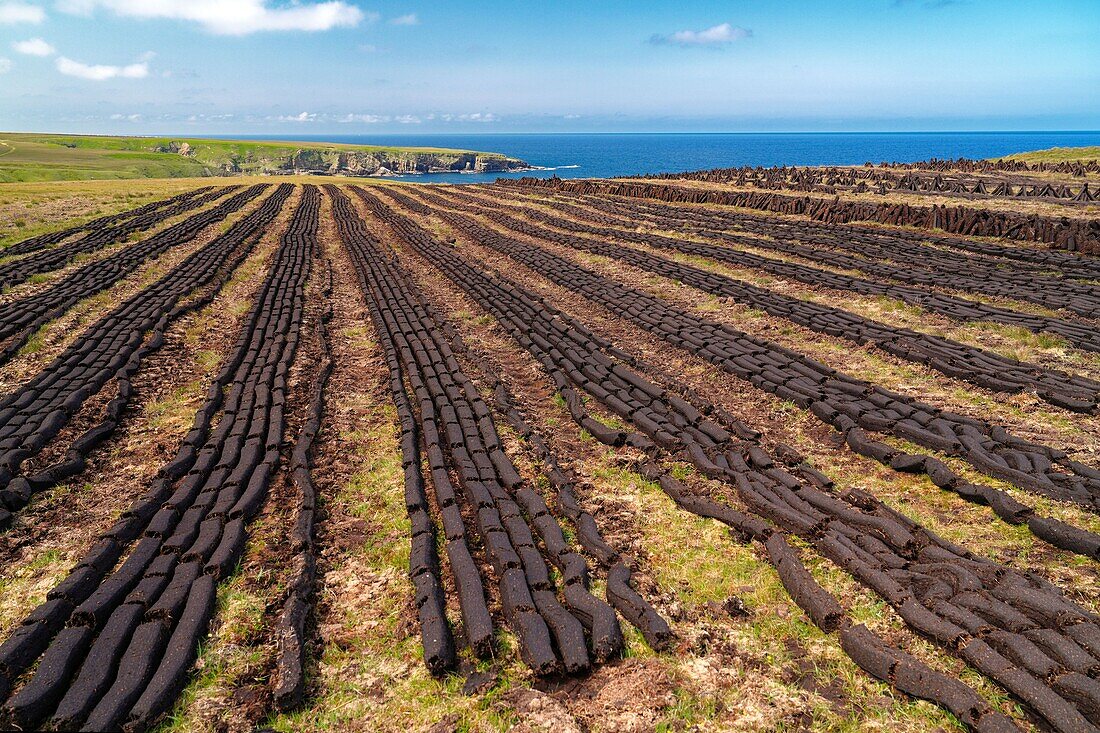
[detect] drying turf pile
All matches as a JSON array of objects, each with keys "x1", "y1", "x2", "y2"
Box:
[
  {"x1": 638, "y1": 161, "x2": 1100, "y2": 204},
  {"x1": 509, "y1": 176, "x2": 1100, "y2": 255}
]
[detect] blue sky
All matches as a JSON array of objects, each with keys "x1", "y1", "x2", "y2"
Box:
[{"x1": 0, "y1": 0, "x2": 1097, "y2": 134}]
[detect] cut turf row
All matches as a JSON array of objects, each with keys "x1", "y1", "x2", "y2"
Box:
[
  {"x1": 504, "y1": 177, "x2": 1100, "y2": 255},
  {"x1": 0, "y1": 184, "x2": 289, "y2": 531},
  {"x1": 330, "y1": 184, "x2": 639, "y2": 677},
  {"x1": 708, "y1": 205, "x2": 1100, "y2": 288},
  {"x1": 1, "y1": 187, "x2": 215, "y2": 259},
  {"x1": 387, "y1": 185, "x2": 1100, "y2": 559},
  {"x1": 0, "y1": 183, "x2": 318, "y2": 732},
  {"x1": 0, "y1": 186, "x2": 237, "y2": 290},
  {"x1": 455, "y1": 338, "x2": 675, "y2": 651},
  {"x1": 642, "y1": 165, "x2": 1098, "y2": 206},
  {"x1": 769, "y1": 203, "x2": 1100, "y2": 283},
  {"x1": 628, "y1": 170, "x2": 1100, "y2": 281},
  {"x1": 355, "y1": 185, "x2": 1049, "y2": 732},
  {"x1": 662, "y1": 212, "x2": 1100, "y2": 320},
  {"x1": 272, "y1": 258, "x2": 333, "y2": 711},
  {"x1": 519, "y1": 180, "x2": 1100, "y2": 316},
  {"x1": 0, "y1": 184, "x2": 268, "y2": 366},
  {"x1": 503, "y1": 186, "x2": 1100, "y2": 354},
  {"x1": 429, "y1": 185, "x2": 1100, "y2": 413}
]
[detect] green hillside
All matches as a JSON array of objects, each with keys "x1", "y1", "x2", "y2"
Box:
[
  {"x1": 0, "y1": 133, "x2": 528, "y2": 182},
  {"x1": 996, "y1": 146, "x2": 1100, "y2": 163}
]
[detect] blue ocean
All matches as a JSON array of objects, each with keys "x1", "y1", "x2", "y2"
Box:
[{"x1": 239, "y1": 132, "x2": 1100, "y2": 184}]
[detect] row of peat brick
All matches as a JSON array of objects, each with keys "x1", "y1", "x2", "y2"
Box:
[
  {"x1": 364, "y1": 185, "x2": 1062, "y2": 731},
  {"x1": 0, "y1": 186, "x2": 235, "y2": 291},
  {"x1": 0, "y1": 185, "x2": 269, "y2": 367},
  {"x1": 539, "y1": 187, "x2": 1100, "y2": 353},
  {"x1": 1, "y1": 187, "x2": 215, "y2": 259},
  {"x1": 439, "y1": 185, "x2": 1100, "y2": 414},
  {"x1": 0, "y1": 185, "x2": 284, "y2": 533},
  {"x1": 337, "y1": 184, "x2": 662, "y2": 676},
  {"x1": 395, "y1": 186, "x2": 1100, "y2": 558},
  {"x1": 0, "y1": 184, "x2": 318, "y2": 731},
  {"x1": 506, "y1": 177, "x2": 1100, "y2": 256}
]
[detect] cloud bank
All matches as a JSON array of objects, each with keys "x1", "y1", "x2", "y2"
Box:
[
  {"x1": 57, "y1": 0, "x2": 370, "y2": 35},
  {"x1": 649, "y1": 22, "x2": 752, "y2": 47},
  {"x1": 271, "y1": 111, "x2": 500, "y2": 125}
]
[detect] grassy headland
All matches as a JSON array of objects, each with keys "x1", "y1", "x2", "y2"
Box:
[
  {"x1": 996, "y1": 145, "x2": 1100, "y2": 163},
  {"x1": 0, "y1": 132, "x2": 529, "y2": 182}
]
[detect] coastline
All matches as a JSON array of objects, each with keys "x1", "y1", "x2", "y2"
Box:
[{"x1": 0, "y1": 132, "x2": 531, "y2": 182}]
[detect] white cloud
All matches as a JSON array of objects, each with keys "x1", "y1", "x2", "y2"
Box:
[
  {"x1": 109, "y1": 112, "x2": 142, "y2": 121},
  {"x1": 281, "y1": 111, "x2": 497, "y2": 126},
  {"x1": 340, "y1": 113, "x2": 387, "y2": 123},
  {"x1": 187, "y1": 113, "x2": 235, "y2": 122},
  {"x1": 649, "y1": 22, "x2": 752, "y2": 47},
  {"x1": 0, "y1": 2, "x2": 45, "y2": 24},
  {"x1": 57, "y1": 0, "x2": 371, "y2": 35},
  {"x1": 0, "y1": 57, "x2": 11, "y2": 73},
  {"x1": 56, "y1": 55, "x2": 150, "y2": 80},
  {"x1": 439, "y1": 112, "x2": 498, "y2": 123},
  {"x1": 389, "y1": 13, "x2": 417, "y2": 25},
  {"x1": 278, "y1": 111, "x2": 318, "y2": 122},
  {"x1": 12, "y1": 37, "x2": 55, "y2": 56}
]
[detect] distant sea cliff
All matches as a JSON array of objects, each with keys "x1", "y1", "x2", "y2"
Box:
[
  {"x1": 0, "y1": 132, "x2": 531, "y2": 182},
  {"x1": 154, "y1": 140, "x2": 530, "y2": 177}
]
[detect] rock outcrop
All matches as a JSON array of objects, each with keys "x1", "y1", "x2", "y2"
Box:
[{"x1": 154, "y1": 140, "x2": 528, "y2": 177}]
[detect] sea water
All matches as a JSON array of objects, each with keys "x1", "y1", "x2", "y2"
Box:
[{"x1": 238, "y1": 131, "x2": 1100, "y2": 185}]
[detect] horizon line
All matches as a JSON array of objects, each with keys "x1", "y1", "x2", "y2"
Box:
[{"x1": 6, "y1": 129, "x2": 1100, "y2": 138}]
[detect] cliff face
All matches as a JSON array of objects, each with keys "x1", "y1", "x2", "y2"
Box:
[
  {"x1": 322, "y1": 150, "x2": 521, "y2": 175},
  {"x1": 155, "y1": 141, "x2": 528, "y2": 177}
]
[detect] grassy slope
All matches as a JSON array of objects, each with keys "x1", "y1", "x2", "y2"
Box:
[
  {"x1": 0, "y1": 177, "x2": 208, "y2": 248},
  {"x1": 997, "y1": 145, "x2": 1100, "y2": 163},
  {"x1": 0, "y1": 133, "x2": 521, "y2": 183},
  {"x1": 0, "y1": 136, "x2": 211, "y2": 182}
]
